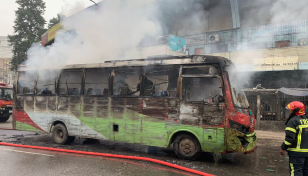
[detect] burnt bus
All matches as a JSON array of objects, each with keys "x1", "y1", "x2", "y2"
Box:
[{"x1": 13, "y1": 55, "x2": 256, "y2": 160}]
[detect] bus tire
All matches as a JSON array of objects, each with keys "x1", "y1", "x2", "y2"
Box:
[
  {"x1": 0, "y1": 114, "x2": 10, "y2": 123},
  {"x1": 52, "y1": 123, "x2": 69, "y2": 144},
  {"x1": 66, "y1": 136, "x2": 76, "y2": 144},
  {"x1": 173, "y1": 134, "x2": 201, "y2": 160}
]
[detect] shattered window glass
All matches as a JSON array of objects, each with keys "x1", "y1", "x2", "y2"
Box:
[
  {"x1": 182, "y1": 77, "x2": 223, "y2": 102},
  {"x1": 113, "y1": 68, "x2": 143, "y2": 96},
  {"x1": 17, "y1": 71, "x2": 37, "y2": 94},
  {"x1": 36, "y1": 70, "x2": 59, "y2": 95},
  {"x1": 226, "y1": 66, "x2": 249, "y2": 108},
  {"x1": 59, "y1": 70, "x2": 83, "y2": 95},
  {"x1": 84, "y1": 68, "x2": 109, "y2": 95},
  {"x1": 112, "y1": 66, "x2": 179, "y2": 97}
]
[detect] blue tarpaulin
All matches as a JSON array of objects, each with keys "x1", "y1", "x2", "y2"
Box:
[
  {"x1": 278, "y1": 88, "x2": 308, "y2": 96},
  {"x1": 168, "y1": 35, "x2": 186, "y2": 53}
]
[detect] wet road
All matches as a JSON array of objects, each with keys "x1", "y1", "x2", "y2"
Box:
[
  {"x1": 0, "y1": 130, "x2": 290, "y2": 176},
  {"x1": 0, "y1": 145, "x2": 192, "y2": 176},
  {"x1": 0, "y1": 115, "x2": 13, "y2": 129}
]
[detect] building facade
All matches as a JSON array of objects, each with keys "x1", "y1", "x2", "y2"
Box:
[
  {"x1": 0, "y1": 36, "x2": 13, "y2": 86},
  {"x1": 44, "y1": 0, "x2": 308, "y2": 72}
]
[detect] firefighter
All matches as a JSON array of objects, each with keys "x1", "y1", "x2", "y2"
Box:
[{"x1": 280, "y1": 101, "x2": 308, "y2": 176}]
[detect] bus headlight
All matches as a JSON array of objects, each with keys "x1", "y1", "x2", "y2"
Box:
[{"x1": 229, "y1": 120, "x2": 250, "y2": 134}]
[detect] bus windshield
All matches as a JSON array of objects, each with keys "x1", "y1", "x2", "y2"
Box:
[
  {"x1": 226, "y1": 66, "x2": 249, "y2": 109},
  {"x1": 0, "y1": 88, "x2": 13, "y2": 101}
]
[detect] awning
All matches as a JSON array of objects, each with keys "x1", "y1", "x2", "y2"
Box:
[{"x1": 278, "y1": 88, "x2": 308, "y2": 96}]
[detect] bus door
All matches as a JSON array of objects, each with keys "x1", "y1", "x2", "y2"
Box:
[{"x1": 179, "y1": 66, "x2": 225, "y2": 141}]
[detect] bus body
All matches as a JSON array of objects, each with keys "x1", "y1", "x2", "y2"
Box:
[
  {"x1": 13, "y1": 55, "x2": 256, "y2": 159},
  {"x1": 0, "y1": 83, "x2": 13, "y2": 122}
]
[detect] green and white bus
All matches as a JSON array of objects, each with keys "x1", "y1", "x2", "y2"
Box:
[{"x1": 13, "y1": 55, "x2": 256, "y2": 160}]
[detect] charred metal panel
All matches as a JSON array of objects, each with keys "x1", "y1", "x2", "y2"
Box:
[
  {"x1": 141, "y1": 98, "x2": 179, "y2": 146},
  {"x1": 179, "y1": 103, "x2": 201, "y2": 125},
  {"x1": 82, "y1": 97, "x2": 96, "y2": 118},
  {"x1": 142, "y1": 98, "x2": 179, "y2": 120},
  {"x1": 35, "y1": 96, "x2": 47, "y2": 110},
  {"x1": 179, "y1": 102, "x2": 225, "y2": 126},
  {"x1": 203, "y1": 104, "x2": 225, "y2": 125},
  {"x1": 111, "y1": 98, "x2": 126, "y2": 119},
  {"x1": 88, "y1": 97, "x2": 111, "y2": 139},
  {"x1": 69, "y1": 96, "x2": 81, "y2": 118},
  {"x1": 58, "y1": 96, "x2": 68, "y2": 111},
  {"x1": 226, "y1": 128, "x2": 257, "y2": 153},
  {"x1": 96, "y1": 97, "x2": 109, "y2": 118},
  {"x1": 24, "y1": 96, "x2": 34, "y2": 112},
  {"x1": 16, "y1": 96, "x2": 24, "y2": 111},
  {"x1": 48, "y1": 96, "x2": 57, "y2": 111}
]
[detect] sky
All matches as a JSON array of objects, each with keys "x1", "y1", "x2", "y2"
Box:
[{"x1": 0, "y1": 0, "x2": 100, "y2": 36}]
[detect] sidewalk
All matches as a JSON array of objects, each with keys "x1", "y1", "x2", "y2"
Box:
[{"x1": 255, "y1": 130, "x2": 284, "y2": 147}]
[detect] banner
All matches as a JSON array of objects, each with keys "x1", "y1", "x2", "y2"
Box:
[
  {"x1": 41, "y1": 31, "x2": 48, "y2": 45},
  {"x1": 169, "y1": 35, "x2": 186, "y2": 54},
  {"x1": 47, "y1": 23, "x2": 63, "y2": 42},
  {"x1": 253, "y1": 55, "x2": 299, "y2": 71}
]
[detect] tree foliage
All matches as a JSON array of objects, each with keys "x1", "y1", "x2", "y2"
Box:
[
  {"x1": 8, "y1": 0, "x2": 46, "y2": 70},
  {"x1": 48, "y1": 14, "x2": 61, "y2": 29}
]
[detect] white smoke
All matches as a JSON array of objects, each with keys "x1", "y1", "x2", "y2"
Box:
[
  {"x1": 26, "y1": 0, "x2": 162, "y2": 76},
  {"x1": 269, "y1": 0, "x2": 308, "y2": 24},
  {"x1": 60, "y1": 1, "x2": 86, "y2": 17}
]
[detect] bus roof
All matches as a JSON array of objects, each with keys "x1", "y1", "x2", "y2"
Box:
[{"x1": 19, "y1": 55, "x2": 234, "y2": 71}]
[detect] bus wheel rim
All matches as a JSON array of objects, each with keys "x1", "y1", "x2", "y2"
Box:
[
  {"x1": 56, "y1": 129, "x2": 64, "y2": 141},
  {"x1": 179, "y1": 139, "x2": 196, "y2": 156}
]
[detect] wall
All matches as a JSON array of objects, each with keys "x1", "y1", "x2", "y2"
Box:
[
  {"x1": 260, "y1": 121, "x2": 285, "y2": 131},
  {"x1": 208, "y1": 2, "x2": 233, "y2": 31},
  {"x1": 0, "y1": 37, "x2": 13, "y2": 84},
  {"x1": 204, "y1": 45, "x2": 308, "y2": 71},
  {"x1": 0, "y1": 36, "x2": 12, "y2": 59}
]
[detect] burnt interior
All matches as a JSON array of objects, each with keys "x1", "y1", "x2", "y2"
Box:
[{"x1": 16, "y1": 61, "x2": 232, "y2": 126}]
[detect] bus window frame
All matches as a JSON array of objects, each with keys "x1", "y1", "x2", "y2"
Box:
[
  {"x1": 179, "y1": 64, "x2": 226, "y2": 103},
  {"x1": 58, "y1": 69, "x2": 83, "y2": 96},
  {"x1": 225, "y1": 69, "x2": 249, "y2": 109},
  {"x1": 82, "y1": 68, "x2": 110, "y2": 97},
  {"x1": 17, "y1": 71, "x2": 37, "y2": 95}
]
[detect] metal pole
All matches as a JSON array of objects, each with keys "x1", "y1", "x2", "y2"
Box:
[{"x1": 257, "y1": 95, "x2": 261, "y2": 130}]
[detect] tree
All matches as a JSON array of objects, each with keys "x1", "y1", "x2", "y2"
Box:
[
  {"x1": 48, "y1": 14, "x2": 61, "y2": 29},
  {"x1": 8, "y1": 0, "x2": 46, "y2": 70}
]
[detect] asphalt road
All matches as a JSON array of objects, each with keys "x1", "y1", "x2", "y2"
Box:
[
  {"x1": 0, "y1": 145, "x2": 192, "y2": 176},
  {"x1": 0, "y1": 115, "x2": 12, "y2": 129},
  {"x1": 0, "y1": 129, "x2": 290, "y2": 176}
]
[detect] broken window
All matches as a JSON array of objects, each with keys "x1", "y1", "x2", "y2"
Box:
[
  {"x1": 226, "y1": 66, "x2": 249, "y2": 108},
  {"x1": 111, "y1": 65, "x2": 179, "y2": 97},
  {"x1": 143, "y1": 66, "x2": 179, "y2": 97},
  {"x1": 17, "y1": 71, "x2": 37, "y2": 94},
  {"x1": 36, "y1": 70, "x2": 59, "y2": 95},
  {"x1": 182, "y1": 77, "x2": 223, "y2": 102},
  {"x1": 58, "y1": 69, "x2": 82, "y2": 95},
  {"x1": 112, "y1": 67, "x2": 143, "y2": 96},
  {"x1": 84, "y1": 68, "x2": 109, "y2": 95}
]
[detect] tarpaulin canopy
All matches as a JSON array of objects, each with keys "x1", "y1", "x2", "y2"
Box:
[{"x1": 278, "y1": 88, "x2": 308, "y2": 96}]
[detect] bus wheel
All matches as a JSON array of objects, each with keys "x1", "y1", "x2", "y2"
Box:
[
  {"x1": 173, "y1": 134, "x2": 201, "y2": 160},
  {"x1": 52, "y1": 124, "x2": 69, "y2": 144},
  {"x1": 66, "y1": 136, "x2": 76, "y2": 144},
  {"x1": 0, "y1": 114, "x2": 10, "y2": 122}
]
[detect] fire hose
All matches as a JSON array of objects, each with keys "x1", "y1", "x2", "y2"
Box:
[{"x1": 0, "y1": 142, "x2": 214, "y2": 176}]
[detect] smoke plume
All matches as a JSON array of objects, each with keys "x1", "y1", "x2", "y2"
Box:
[{"x1": 26, "y1": 0, "x2": 162, "y2": 75}]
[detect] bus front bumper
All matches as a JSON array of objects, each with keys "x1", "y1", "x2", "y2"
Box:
[{"x1": 226, "y1": 128, "x2": 257, "y2": 154}]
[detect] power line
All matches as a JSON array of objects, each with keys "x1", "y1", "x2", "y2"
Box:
[{"x1": 63, "y1": 0, "x2": 74, "y2": 8}]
